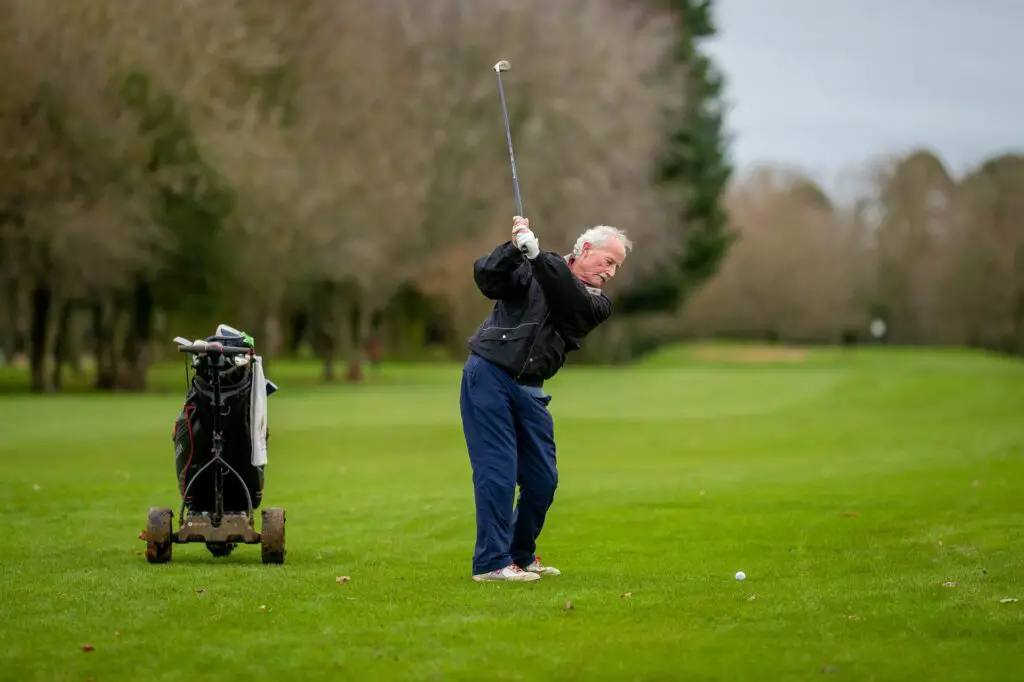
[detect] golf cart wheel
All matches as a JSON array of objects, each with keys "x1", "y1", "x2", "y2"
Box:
[
  {"x1": 206, "y1": 542, "x2": 236, "y2": 558},
  {"x1": 261, "y1": 508, "x2": 285, "y2": 565},
  {"x1": 145, "y1": 507, "x2": 174, "y2": 564}
]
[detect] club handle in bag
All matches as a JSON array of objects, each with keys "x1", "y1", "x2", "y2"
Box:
[{"x1": 178, "y1": 343, "x2": 252, "y2": 358}]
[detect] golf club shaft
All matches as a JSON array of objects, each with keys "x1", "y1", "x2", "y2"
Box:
[{"x1": 494, "y1": 69, "x2": 523, "y2": 217}]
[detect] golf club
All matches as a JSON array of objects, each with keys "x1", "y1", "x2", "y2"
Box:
[{"x1": 493, "y1": 60, "x2": 523, "y2": 218}]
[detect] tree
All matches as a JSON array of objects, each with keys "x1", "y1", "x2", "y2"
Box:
[
  {"x1": 940, "y1": 154, "x2": 1024, "y2": 353},
  {"x1": 615, "y1": 0, "x2": 735, "y2": 315},
  {"x1": 0, "y1": 0, "x2": 175, "y2": 390},
  {"x1": 680, "y1": 166, "x2": 864, "y2": 342},
  {"x1": 0, "y1": 0, "x2": 704, "y2": 389},
  {"x1": 265, "y1": 0, "x2": 686, "y2": 378},
  {"x1": 870, "y1": 149, "x2": 956, "y2": 344}
]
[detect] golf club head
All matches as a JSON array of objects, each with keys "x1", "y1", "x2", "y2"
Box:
[{"x1": 493, "y1": 60, "x2": 511, "y2": 73}]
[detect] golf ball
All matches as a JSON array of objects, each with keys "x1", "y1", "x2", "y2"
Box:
[{"x1": 735, "y1": 571, "x2": 746, "y2": 581}]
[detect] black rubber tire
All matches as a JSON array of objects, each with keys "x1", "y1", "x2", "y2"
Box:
[
  {"x1": 145, "y1": 507, "x2": 174, "y2": 564},
  {"x1": 260, "y1": 508, "x2": 285, "y2": 564}
]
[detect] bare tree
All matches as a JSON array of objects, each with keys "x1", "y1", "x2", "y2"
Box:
[
  {"x1": 233, "y1": 0, "x2": 687, "y2": 378},
  {"x1": 681, "y1": 166, "x2": 866, "y2": 342},
  {"x1": 1, "y1": 0, "x2": 692, "y2": 388},
  {"x1": 403, "y1": 0, "x2": 687, "y2": 351},
  {"x1": 870, "y1": 149, "x2": 956, "y2": 344},
  {"x1": 939, "y1": 154, "x2": 1024, "y2": 353},
  {"x1": 0, "y1": 0, "x2": 177, "y2": 389}
]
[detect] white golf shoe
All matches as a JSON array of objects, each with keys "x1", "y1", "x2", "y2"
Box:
[
  {"x1": 472, "y1": 564, "x2": 540, "y2": 582},
  {"x1": 523, "y1": 556, "x2": 561, "y2": 577}
]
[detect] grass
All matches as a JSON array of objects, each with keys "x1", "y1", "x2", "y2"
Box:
[{"x1": 1, "y1": 344, "x2": 1022, "y2": 681}]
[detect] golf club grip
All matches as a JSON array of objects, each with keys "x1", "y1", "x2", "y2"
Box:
[{"x1": 178, "y1": 344, "x2": 251, "y2": 357}]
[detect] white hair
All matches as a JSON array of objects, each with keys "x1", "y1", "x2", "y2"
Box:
[{"x1": 570, "y1": 225, "x2": 633, "y2": 259}]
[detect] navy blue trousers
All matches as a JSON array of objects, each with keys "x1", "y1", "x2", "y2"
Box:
[{"x1": 460, "y1": 353, "x2": 558, "y2": 575}]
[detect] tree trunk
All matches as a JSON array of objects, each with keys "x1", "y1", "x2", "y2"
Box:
[
  {"x1": 1, "y1": 277, "x2": 17, "y2": 363},
  {"x1": 263, "y1": 312, "x2": 283, "y2": 359},
  {"x1": 346, "y1": 298, "x2": 374, "y2": 383},
  {"x1": 50, "y1": 301, "x2": 73, "y2": 391},
  {"x1": 288, "y1": 309, "x2": 308, "y2": 356},
  {"x1": 93, "y1": 300, "x2": 118, "y2": 390},
  {"x1": 29, "y1": 283, "x2": 52, "y2": 392},
  {"x1": 117, "y1": 282, "x2": 153, "y2": 391},
  {"x1": 310, "y1": 280, "x2": 337, "y2": 382}
]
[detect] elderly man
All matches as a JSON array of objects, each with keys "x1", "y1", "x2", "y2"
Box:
[{"x1": 460, "y1": 215, "x2": 631, "y2": 582}]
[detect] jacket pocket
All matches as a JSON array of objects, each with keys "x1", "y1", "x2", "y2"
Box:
[
  {"x1": 476, "y1": 323, "x2": 538, "y2": 344},
  {"x1": 520, "y1": 328, "x2": 566, "y2": 380}
]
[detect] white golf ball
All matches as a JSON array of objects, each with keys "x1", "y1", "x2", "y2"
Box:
[{"x1": 735, "y1": 571, "x2": 746, "y2": 581}]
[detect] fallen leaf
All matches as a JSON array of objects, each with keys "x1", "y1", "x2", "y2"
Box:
[
  {"x1": 80, "y1": 644, "x2": 94, "y2": 653},
  {"x1": 336, "y1": 576, "x2": 351, "y2": 584},
  {"x1": 259, "y1": 605, "x2": 266, "y2": 612},
  {"x1": 564, "y1": 600, "x2": 574, "y2": 611},
  {"x1": 999, "y1": 598, "x2": 1018, "y2": 604},
  {"x1": 747, "y1": 594, "x2": 758, "y2": 601},
  {"x1": 840, "y1": 511, "x2": 861, "y2": 518},
  {"x1": 942, "y1": 581, "x2": 957, "y2": 588},
  {"x1": 195, "y1": 588, "x2": 206, "y2": 595},
  {"x1": 621, "y1": 592, "x2": 632, "y2": 599},
  {"x1": 820, "y1": 665, "x2": 838, "y2": 674}
]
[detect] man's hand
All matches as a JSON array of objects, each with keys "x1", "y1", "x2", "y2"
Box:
[{"x1": 512, "y1": 216, "x2": 539, "y2": 260}]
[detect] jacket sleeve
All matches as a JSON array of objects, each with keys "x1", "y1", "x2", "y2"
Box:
[
  {"x1": 473, "y1": 241, "x2": 532, "y2": 300},
  {"x1": 529, "y1": 250, "x2": 612, "y2": 336}
]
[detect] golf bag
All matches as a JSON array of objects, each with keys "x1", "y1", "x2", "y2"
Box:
[{"x1": 173, "y1": 325, "x2": 276, "y2": 514}]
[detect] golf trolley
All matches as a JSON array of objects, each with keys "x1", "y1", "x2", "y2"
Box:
[{"x1": 144, "y1": 332, "x2": 285, "y2": 565}]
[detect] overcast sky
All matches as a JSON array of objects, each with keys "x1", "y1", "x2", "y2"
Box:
[{"x1": 703, "y1": 0, "x2": 1023, "y2": 193}]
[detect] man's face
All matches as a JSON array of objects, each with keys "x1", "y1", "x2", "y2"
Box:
[{"x1": 571, "y1": 237, "x2": 627, "y2": 288}]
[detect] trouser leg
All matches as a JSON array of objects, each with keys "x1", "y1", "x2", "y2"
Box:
[
  {"x1": 460, "y1": 355, "x2": 518, "y2": 575},
  {"x1": 509, "y1": 387, "x2": 558, "y2": 569}
]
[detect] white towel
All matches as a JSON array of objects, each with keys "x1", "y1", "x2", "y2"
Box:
[{"x1": 250, "y1": 355, "x2": 269, "y2": 467}]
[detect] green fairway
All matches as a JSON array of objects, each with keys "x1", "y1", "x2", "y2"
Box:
[{"x1": 1, "y1": 345, "x2": 1022, "y2": 681}]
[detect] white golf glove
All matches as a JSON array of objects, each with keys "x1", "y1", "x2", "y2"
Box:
[{"x1": 514, "y1": 228, "x2": 540, "y2": 260}]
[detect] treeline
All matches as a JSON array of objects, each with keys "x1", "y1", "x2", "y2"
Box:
[
  {"x1": 1, "y1": 0, "x2": 738, "y2": 391},
  {"x1": 680, "y1": 151, "x2": 1024, "y2": 355},
  {"x1": 2, "y1": 1, "x2": 1018, "y2": 393}
]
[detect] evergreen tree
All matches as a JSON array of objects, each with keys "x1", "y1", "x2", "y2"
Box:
[{"x1": 617, "y1": 0, "x2": 735, "y2": 314}]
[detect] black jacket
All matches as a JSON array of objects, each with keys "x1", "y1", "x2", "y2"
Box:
[{"x1": 466, "y1": 241, "x2": 612, "y2": 386}]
